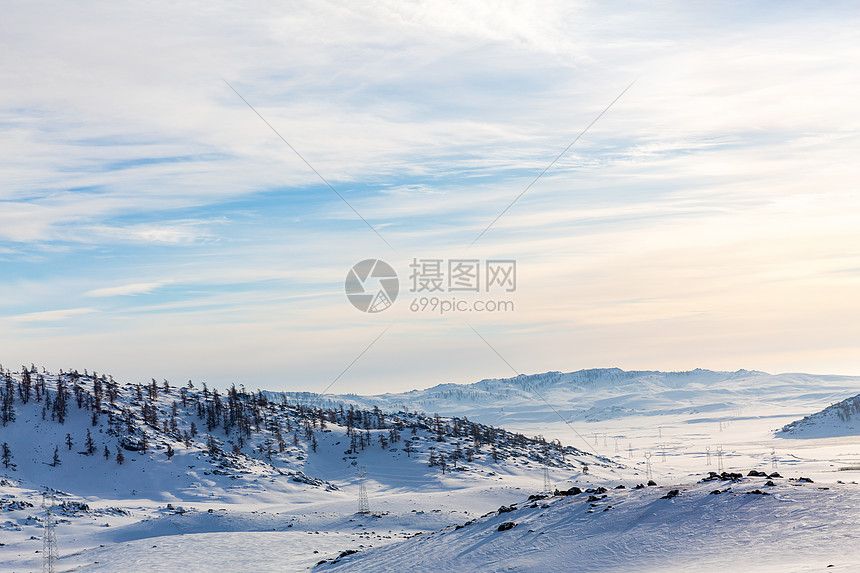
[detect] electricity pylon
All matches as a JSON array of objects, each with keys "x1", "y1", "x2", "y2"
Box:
[
  {"x1": 357, "y1": 465, "x2": 369, "y2": 514},
  {"x1": 42, "y1": 493, "x2": 58, "y2": 573}
]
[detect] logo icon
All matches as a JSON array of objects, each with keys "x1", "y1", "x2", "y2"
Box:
[{"x1": 345, "y1": 259, "x2": 399, "y2": 313}]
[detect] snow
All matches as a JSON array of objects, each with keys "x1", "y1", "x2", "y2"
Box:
[
  {"x1": 320, "y1": 477, "x2": 860, "y2": 573},
  {"x1": 779, "y1": 393, "x2": 860, "y2": 438},
  {"x1": 2, "y1": 366, "x2": 860, "y2": 571}
]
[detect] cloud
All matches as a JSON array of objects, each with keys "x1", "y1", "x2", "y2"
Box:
[
  {"x1": 2, "y1": 1, "x2": 860, "y2": 389},
  {"x1": 84, "y1": 282, "x2": 170, "y2": 298},
  {"x1": 9, "y1": 308, "x2": 96, "y2": 323}
]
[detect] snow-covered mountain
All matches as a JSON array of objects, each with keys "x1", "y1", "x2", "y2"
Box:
[
  {"x1": 3, "y1": 363, "x2": 860, "y2": 572},
  {"x1": 778, "y1": 392, "x2": 860, "y2": 438},
  {"x1": 0, "y1": 364, "x2": 616, "y2": 572},
  {"x1": 270, "y1": 367, "x2": 860, "y2": 432},
  {"x1": 318, "y1": 471, "x2": 860, "y2": 572}
]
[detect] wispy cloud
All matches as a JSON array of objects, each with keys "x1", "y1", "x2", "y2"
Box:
[
  {"x1": 85, "y1": 282, "x2": 171, "y2": 298},
  {"x1": 2, "y1": 1, "x2": 860, "y2": 389},
  {"x1": 9, "y1": 308, "x2": 96, "y2": 323}
]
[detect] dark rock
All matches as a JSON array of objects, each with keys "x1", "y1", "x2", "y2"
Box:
[
  {"x1": 765, "y1": 480, "x2": 776, "y2": 487},
  {"x1": 615, "y1": 484, "x2": 626, "y2": 489},
  {"x1": 119, "y1": 436, "x2": 143, "y2": 451},
  {"x1": 769, "y1": 472, "x2": 782, "y2": 478},
  {"x1": 647, "y1": 480, "x2": 657, "y2": 486},
  {"x1": 498, "y1": 505, "x2": 516, "y2": 514},
  {"x1": 747, "y1": 470, "x2": 768, "y2": 477},
  {"x1": 660, "y1": 489, "x2": 680, "y2": 499},
  {"x1": 795, "y1": 477, "x2": 814, "y2": 483},
  {"x1": 709, "y1": 489, "x2": 722, "y2": 495},
  {"x1": 745, "y1": 489, "x2": 769, "y2": 495},
  {"x1": 555, "y1": 487, "x2": 582, "y2": 496},
  {"x1": 634, "y1": 483, "x2": 645, "y2": 489},
  {"x1": 497, "y1": 521, "x2": 517, "y2": 531},
  {"x1": 701, "y1": 470, "x2": 743, "y2": 482}
]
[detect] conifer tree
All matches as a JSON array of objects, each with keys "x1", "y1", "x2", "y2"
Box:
[
  {"x1": 1, "y1": 442, "x2": 14, "y2": 469},
  {"x1": 85, "y1": 429, "x2": 96, "y2": 455}
]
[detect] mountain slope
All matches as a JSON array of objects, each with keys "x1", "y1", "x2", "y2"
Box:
[
  {"x1": 269, "y1": 368, "x2": 860, "y2": 431},
  {"x1": 318, "y1": 473, "x2": 860, "y2": 572},
  {"x1": 778, "y1": 393, "x2": 860, "y2": 438},
  {"x1": 0, "y1": 364, "x2": 623, "y2": 571}
]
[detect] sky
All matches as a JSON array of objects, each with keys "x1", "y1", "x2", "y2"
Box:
[{"x1": 2, "y1": 1, "x2": 860, "y2": 394}]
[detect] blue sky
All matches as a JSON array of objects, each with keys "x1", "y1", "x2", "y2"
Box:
[{"x1": 2, "y1": 1, "x2": 860, "y2": 392}]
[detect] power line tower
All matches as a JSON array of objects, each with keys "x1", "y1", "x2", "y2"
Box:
[
  {"x1": 356, "y1": 465, "x2": 370, "y2": 514},
  {"x1": 771, "y1": 448, "x2": 778, "y2": 469},
  {"x1": 644, "y1": 451, "x2": 653, "y2": 482},
  {"x1": 716, "y1": 446, "x2": 724, "y2": 472},
  {"x1": 41, "y1": 493, "x2": 58, "y2": 573},
  {"x1": 542, "y1": 466, "x2": 551, "y2": 493},
  {"x1": 705, "y1": 445, "x2": 711, "y2": 466}
]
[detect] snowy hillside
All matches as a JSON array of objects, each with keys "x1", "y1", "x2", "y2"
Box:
[
  {"x1": 2, "y1": 363, "x2": 860, "y2": 571},
  {"x1": 778, "y1": 393, "x2": 860, "y2": 438},
  {"x1": 0, "y1": 364, "x2": 615, "y2": 571},
  {"x1": 270, "y1": 368, "x2": 860, "y2": 429},
  {"x1": 318, "y1": 471, "x2": 860, "y2": 572}
]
